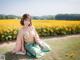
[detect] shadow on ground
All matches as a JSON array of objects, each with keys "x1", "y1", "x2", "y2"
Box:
[
  {"x1": 5, "y1": 51, "x2": 35, "y2": 60},
  {"x1": 5, "y1": 51, "x2": 58, "y2": 60}
]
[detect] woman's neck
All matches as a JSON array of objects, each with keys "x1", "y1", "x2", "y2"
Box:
[
  {"x1": 23, "y1": 25, "x2": 29, "y2": 30},
  {"x1": 23, "y1": 25, "x2": 32, "y2": 31}
]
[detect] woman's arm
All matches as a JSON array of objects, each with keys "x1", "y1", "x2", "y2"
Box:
[
  {"x1": 32, "y1": 26, "x2": 51, "y2": 51},
  {"x1": 12, "y1": 29, "x2": 25, "y2": 53},
  {"x1": 32, "y1": 26, "x2": 41, "y2": 41},
  {"x1": 32, "y1": 26, "x2": 44, "y2": 47}
]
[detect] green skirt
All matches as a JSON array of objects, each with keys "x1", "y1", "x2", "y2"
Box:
[{"x1": 24, "y1": 42, "x2": 51, "y2": 58}]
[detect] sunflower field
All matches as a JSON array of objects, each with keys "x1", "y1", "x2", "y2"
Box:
[{"x1": 0, "y1": 19, "x2": 80, "y2": 41}]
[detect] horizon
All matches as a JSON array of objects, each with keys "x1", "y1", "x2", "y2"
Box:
[{"x1": 1, "y1": 13, "x2": 80, "y2": 17}]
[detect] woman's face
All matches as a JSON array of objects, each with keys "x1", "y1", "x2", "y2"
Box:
[{"x1": 24, "y1": 18, "x2": 30, "y2": 27}]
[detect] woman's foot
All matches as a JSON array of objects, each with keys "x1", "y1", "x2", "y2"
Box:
[
  {"x1": 11, "y1": 48, "x2": 19, "y2": 54},
  {"x1": 15, "y1": 51, "x2": 26, "y2": 55},
  {"x1": 11, "y1": 50, "x2": 26, "y2": 55},
  {"x1": 11, "y1": 49, "x2": 26, "y2": 55}
]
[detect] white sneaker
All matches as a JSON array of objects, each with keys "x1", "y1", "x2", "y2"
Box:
[{"x1": 15, "y1": 51, "x2": 26, "y2": 55}]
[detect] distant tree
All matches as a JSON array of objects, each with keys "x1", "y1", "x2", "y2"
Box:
[
  {"x1": 0, "y1": 14, "x2": 20, "y2": 19},
  {"x1": 55, "y1": 14, "x2": 80, "y2": 20}
]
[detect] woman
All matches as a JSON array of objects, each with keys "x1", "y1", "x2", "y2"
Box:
[{"x1": 12, "y1": 14, "x2": 51, "y2": 58}]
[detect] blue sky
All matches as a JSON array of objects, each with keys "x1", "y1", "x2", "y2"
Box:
[{"x1": 0, "y1": 0, "x2": 80, "y2": 16}]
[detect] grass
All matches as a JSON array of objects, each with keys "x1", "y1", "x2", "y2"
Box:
[{"x1": 0, "y1": 34, "x2": 80, "y2": 60}]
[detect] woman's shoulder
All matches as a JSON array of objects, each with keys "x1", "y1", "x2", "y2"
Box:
[
  {"x1": 31, "y1": 25, "x2": 35, "y2": 28},
  {"x1": 30, "y1": 25, "x2": 35, "y2": 30},
  {"x1": 18, "y1": 28, "x2": 24, "y2": 34}
]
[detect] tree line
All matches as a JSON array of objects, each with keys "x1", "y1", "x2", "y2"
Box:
[
  {"x1": 0, "y1": 14, "x2": 20, "y2": 19},
  {"x1": 0, "y1": 14, "x2": 80, "y2": 20}
]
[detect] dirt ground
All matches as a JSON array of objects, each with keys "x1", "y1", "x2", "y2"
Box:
[{"x1": 0, "y1": 34, "x2": 80, "y2": 60}]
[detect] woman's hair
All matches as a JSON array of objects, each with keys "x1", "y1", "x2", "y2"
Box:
[{"x1": 20, "y1": 14, "x2": 32, "y2": 26}]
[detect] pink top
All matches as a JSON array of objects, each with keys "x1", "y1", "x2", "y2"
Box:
[
  {"x1": 23, "y1": 26, "x2": 36, "y2": 43},
  {"x1": 13, "y1": 26, "x2": 40, "y2": 52}
]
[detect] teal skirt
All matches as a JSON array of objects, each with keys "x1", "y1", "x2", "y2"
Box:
[{"x1": 24, "y1": 42, "x2": 51, "y2": 58}]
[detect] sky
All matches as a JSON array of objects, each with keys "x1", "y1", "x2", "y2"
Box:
[{"x1": 0, "y1": 0, "x2": 80, "y2": 16}]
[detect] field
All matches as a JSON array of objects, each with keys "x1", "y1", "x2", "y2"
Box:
[
  {"x1": 0, "y1": 19, "x2": 80, "y2": 60},
  {"x1": 0, "y1": 19, "x2": 80, "y2": 28},
  {"x1": 0, "y1": 19, "x2": 80, "y2": 41}
]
